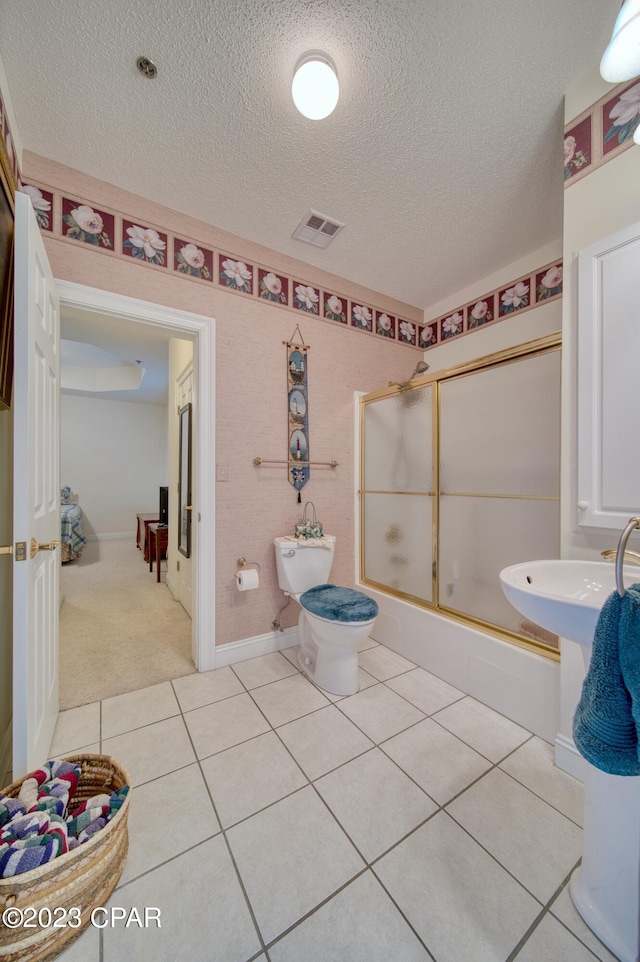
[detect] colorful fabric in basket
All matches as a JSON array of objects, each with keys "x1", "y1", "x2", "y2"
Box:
[{"x1": 0, "y1": 761, "x2": 129, "y2": 877}]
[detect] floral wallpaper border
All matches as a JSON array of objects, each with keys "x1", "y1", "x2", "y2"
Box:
[
  {"x1": 13, "y1": 179, "x2": 426, "y2": 352},
  {"x1": 419, "y1": 260, "x2": 563, "y2": 353},
  {"x1": 0, "y1": 91, "x2": 562, "y2": 358},
  {"x1": 564, "y1": 77, "x2": 640, "y2": 187}
]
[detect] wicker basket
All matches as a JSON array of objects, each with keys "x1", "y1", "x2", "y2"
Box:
[{"x1": 0, "y1": 754, "x2": 131, "y2": 962}]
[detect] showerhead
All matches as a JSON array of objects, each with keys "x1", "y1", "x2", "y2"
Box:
[
  {"x1": 388, "y1": 359, "x2": 430, "y2": 391},
  {"x1": 410, "y1": 360, "x2": 429, "y2": 379}
]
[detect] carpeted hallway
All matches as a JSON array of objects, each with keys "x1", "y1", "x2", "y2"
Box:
[{"x1": 59, "y1": 538, "x2": 195, "y2": 710}]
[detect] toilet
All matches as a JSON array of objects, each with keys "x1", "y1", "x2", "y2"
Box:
[{"x1": 274, "y1": 535, "x2": 378, "y2": 696}]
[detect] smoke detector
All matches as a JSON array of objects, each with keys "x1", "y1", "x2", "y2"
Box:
[{"x1": 292, "y1": 209, "x2": 345, "y2": 248}]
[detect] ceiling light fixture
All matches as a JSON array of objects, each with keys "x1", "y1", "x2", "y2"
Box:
[
  {"x1": 600, "y1": 0, "x2": 640, "y2": 83},
  {"x1": 292, "y1": 51, "x2": 339, "y2": 120}
]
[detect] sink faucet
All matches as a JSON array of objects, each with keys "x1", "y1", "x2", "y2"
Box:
[{"x1": 601, "y1": 548, "x2": 640, "y2": 566}]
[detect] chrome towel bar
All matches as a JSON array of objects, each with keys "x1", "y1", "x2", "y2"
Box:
[{"x1": 253, "y1": 457, "x2": 338, "y2": 467}]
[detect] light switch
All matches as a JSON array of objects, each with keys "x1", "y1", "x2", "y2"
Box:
[{"x1": 216, "y1": 462, "x2": 229, "y2": 482}]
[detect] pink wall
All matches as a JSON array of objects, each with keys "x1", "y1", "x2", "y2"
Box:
[{"x1": 24, "y1": 153, "x2": 421, "y2": 646}]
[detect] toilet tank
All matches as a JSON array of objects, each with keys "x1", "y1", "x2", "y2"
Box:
[{"x1": 274, "y1": 535, "x2": 336, "y2": 594}]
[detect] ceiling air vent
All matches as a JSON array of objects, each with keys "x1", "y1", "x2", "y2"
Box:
[{"x1": 292, "y1": 209, "x2": 345, "y2": 248}]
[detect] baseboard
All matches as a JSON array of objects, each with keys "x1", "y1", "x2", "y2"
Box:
[
  {"x1": 214, "y1": 626, "x2": 298, "y2": 668},
  {"x1": 0, "y1": 718, "x2": 12, "y2": 786},
  {"x1": 86, "y1": 532, "x2": 135, "y2": 542},
  {"x1": 555, "y1": 732, "x2": 588, "y2": 782}
]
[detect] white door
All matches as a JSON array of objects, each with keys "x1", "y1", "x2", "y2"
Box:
[
  {"x1": 12, "y1": 191, "x2": 60, "y2": 778},
  {"x1": 176, "y1": 365, "x2": 193, "y2": 616}
]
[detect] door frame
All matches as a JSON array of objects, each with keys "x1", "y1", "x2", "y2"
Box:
[{"x1": 57, "y1": 281, "x2": 216, "y2": 671}]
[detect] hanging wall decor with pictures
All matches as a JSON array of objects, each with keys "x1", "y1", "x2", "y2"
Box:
[{"x1": 287, "y1": 327, "x2": 310, "y2": 502}]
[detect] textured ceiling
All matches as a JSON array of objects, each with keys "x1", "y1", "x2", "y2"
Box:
[{"x1": 0, "y1": 0, "x2": 620, "y2": 311}]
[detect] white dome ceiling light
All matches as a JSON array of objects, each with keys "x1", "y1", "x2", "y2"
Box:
[
  {"x1": 600, "y1": 0, "x2": 640, "y2": 83},
  {"x1": 292, "y1": 51, "x2": 339, "y2": 120}
]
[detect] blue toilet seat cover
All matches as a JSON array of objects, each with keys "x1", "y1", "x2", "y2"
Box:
[{"x1": 300, "y1": 584, "x2": 379, "y2": 623}]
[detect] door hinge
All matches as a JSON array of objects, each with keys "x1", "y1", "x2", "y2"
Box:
[{"x1": 177, "y1": 559, "x2": 180, "y2": 572}]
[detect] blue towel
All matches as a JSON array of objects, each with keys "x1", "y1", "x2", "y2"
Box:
[{"x1": 573, "y1": 583, "x2": 640, "y2": 776}]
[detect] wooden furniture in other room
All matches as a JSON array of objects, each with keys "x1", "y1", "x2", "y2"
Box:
[
  {"x1": 136, "y1": 512, "x2": 159, "y2": 562},
  {"x1": 148, "y1": 523, "x2": 169, "y2": 583}
]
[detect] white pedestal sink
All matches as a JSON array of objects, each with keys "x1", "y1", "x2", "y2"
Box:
[{"x1": 500, "y1": 560, "x2": 640, "y2": 962}]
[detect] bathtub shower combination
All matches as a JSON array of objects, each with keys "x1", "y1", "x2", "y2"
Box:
[{"x1": 359, "y1": 333, "x2": 562, "y2": 658}]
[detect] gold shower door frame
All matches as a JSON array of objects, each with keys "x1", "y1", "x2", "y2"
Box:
[{"x1": 359, "y1": 332, "x2": 562, "y2": 660}]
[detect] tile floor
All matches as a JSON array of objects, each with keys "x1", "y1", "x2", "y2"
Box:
[{"x1": 48, "y1": 640, "x2": 618, "y2": 962}]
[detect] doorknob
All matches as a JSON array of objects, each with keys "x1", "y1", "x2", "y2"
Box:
[
  {"x1": 184, "y1": 505, "x2": 193, "y2": 511},
  {"x1": 0, "y1": 545, "x2": 12, "y2": 555},
  {"x1": 29, "y1": 539, "x2": 60, "y2": 558}
]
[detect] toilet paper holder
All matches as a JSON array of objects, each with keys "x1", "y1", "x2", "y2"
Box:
[{"x1": 237, "y1": 557, "x2": 261, "y2": 573}]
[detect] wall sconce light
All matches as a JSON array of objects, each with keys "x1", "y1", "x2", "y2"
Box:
[
  {"x1": 601, "y1": 0, "x2": 640, "y2": 83},
  {"x1": 292, "y1": 51, "x2": 339, "y2": 120},
  {"x1": 600, "y1": 0, "x2": 640, "y2": 144}
]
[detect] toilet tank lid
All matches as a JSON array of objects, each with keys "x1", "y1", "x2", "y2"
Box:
[
  {"x1": 274, "y1": 535, "x2": 335, "y2": 549},
  {"x1": 300, "y1": 584, "x2": 379, "y2": 623}
]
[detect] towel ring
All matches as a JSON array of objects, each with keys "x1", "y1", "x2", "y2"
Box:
[{"x1": 615, "y1": 517, "x2": 640, "y2": 597}]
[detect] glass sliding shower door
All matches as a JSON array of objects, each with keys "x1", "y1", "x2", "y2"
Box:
[
  {"x1": 360, "y1": 335, "x2": 561, "y2": 656},
  {"x1": 361, "y1": 386, "x2": 434, "y2": 603},
  {"x1": 438, "y1": 349, "x2": 560, "y2": 644}
]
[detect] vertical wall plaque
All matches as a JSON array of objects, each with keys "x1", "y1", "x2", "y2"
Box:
[{"x1": 286, "y1": 328, "x2": 310, "y2": 502}]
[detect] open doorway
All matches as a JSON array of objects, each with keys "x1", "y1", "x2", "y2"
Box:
[{"x1": 56, "y1": 281, "x2": 216, "y2": 708}]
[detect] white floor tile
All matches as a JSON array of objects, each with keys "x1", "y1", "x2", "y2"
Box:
[
  {"x1": 358, "y1": 637, "x2": 379, "y2": 651},
  {"x1": 433, "y1": 696, "x2": 530, "y2": 762},
  {"x1": 118, "y1": 763, "x2": 220, "y2": 886},
  {"x1": 269, "y1": 871, "x2": 431, "y2": 961},
  {"x1": 102, "y1": 715, "x2": 195, "y2": 787},
  {"x1": 382, "y1": 718, "x2": 492, "y2": 804},
  {"x1": 103, "y1": 835, "x2": 261, "y2": 962},
  {"x1": 200, "y1": 731, "x2": 307, "y2": 828},
  {"x1": 54, "y1": 923, "x2": 100, "y2": 962},
  {"x1": 277, "y1": 705, "x2": 374, "y2": 781},
  {"x1": 386, "y1": 667, "x2": 465, "y2": 716},
  {"x1": 513, "y1": 914, "x2": 603, "y2": 961},
  {"x1": 358, "y1": 646, "x2": 415, "y2": 681},
  {"x1": 337, "y1": 684, "x2": 425, "y2": 744},
  {"x1": 52, "y1": 742, "x2": 100, "y2": 762},
  {"x1": 500, "y1": 736, "x2": 584, "y2": 826},
  {"x1": 550, "y1": 886, "x2": 620, "y2": 962},
  {"x1": 226, "y1": 785, "x2": 364, "y2": 944},
  {"x1": 172, "y1": 665, "x2": 244, "y2": 712},
  {"x1": 184, "y1": 692, "x2": 270, "y2": 759},
  {"x1": 374, "y1": 811, "x2": 540, "y2": 962},
  {"x1": 231, "y1": 651, "x2": 298, "y2": 690},
  {"x1": 315, "y1": 748, "x2": 436, "y2": 861},
  {"x1": 49, "y1": 702, "x2": 100, "y2": 757},
  {"x1": 281, "y1": 645, "x2": 301, "y2": 667},
  {"x1": 446, "y1": 768, "x2": 583, "y2": 903},
  {"x1": 250, "y1": 674, "x2": 330, "y2": 728},
  {"x1": 102, "y1": 681, "x2": 179, "y2": 739}
]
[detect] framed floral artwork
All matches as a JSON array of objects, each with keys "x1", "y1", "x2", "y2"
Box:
[
  {"x1": 564, "y1": 116, "x2": 591, "y2": 182},
  {"x1": 351, "y1": 302, "x2": 372, "y2": 331},
  {"x1": 466, "y1": 294, "x2": 494, "y2": 329},
  {"x1": 63, "y1": 198, "x2": 114, "y2": 249},
  {"x1": 439, "y1": 310, "x2": 463, "y2": 340},
  {"x1": 123, "y1": 220, "x2": 167, "y2": 266},
  {"x1": 219, "y1": 254, "x2": 253, "y2": 293},
  {"x1": 258, "y1": 268, "x2": 288, "y2": 304},
  {"x1": 536, "y1": 263, "x2": 563, "y2": 302},
  {"x1": 20, "y1": 184, "x2": 53, "y2": 231},
  {"x1": 174, "y1": 238, "x2": 213, "y2": 280},
  {"x1": 323, "y1": 291, "x2": 347, "y2": 323},
  {"x1": 293, "y1": 282, "x2": 319, "y2": 314},
  {"x1": 603, "y1": 80, "x2": 640, "y2": 157},
  {"x1": 375, "y1": 310, "x2": 395, "y2": 338},
  {"x1": 397, "y1": 318, "x2": 416, "y2": 346},
  {"x1": 418, "y1": 322, "x2": 437, "y2": 349},
  {"x1": 499, "y1": 279, "x2": 529, "y2": 317}
]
